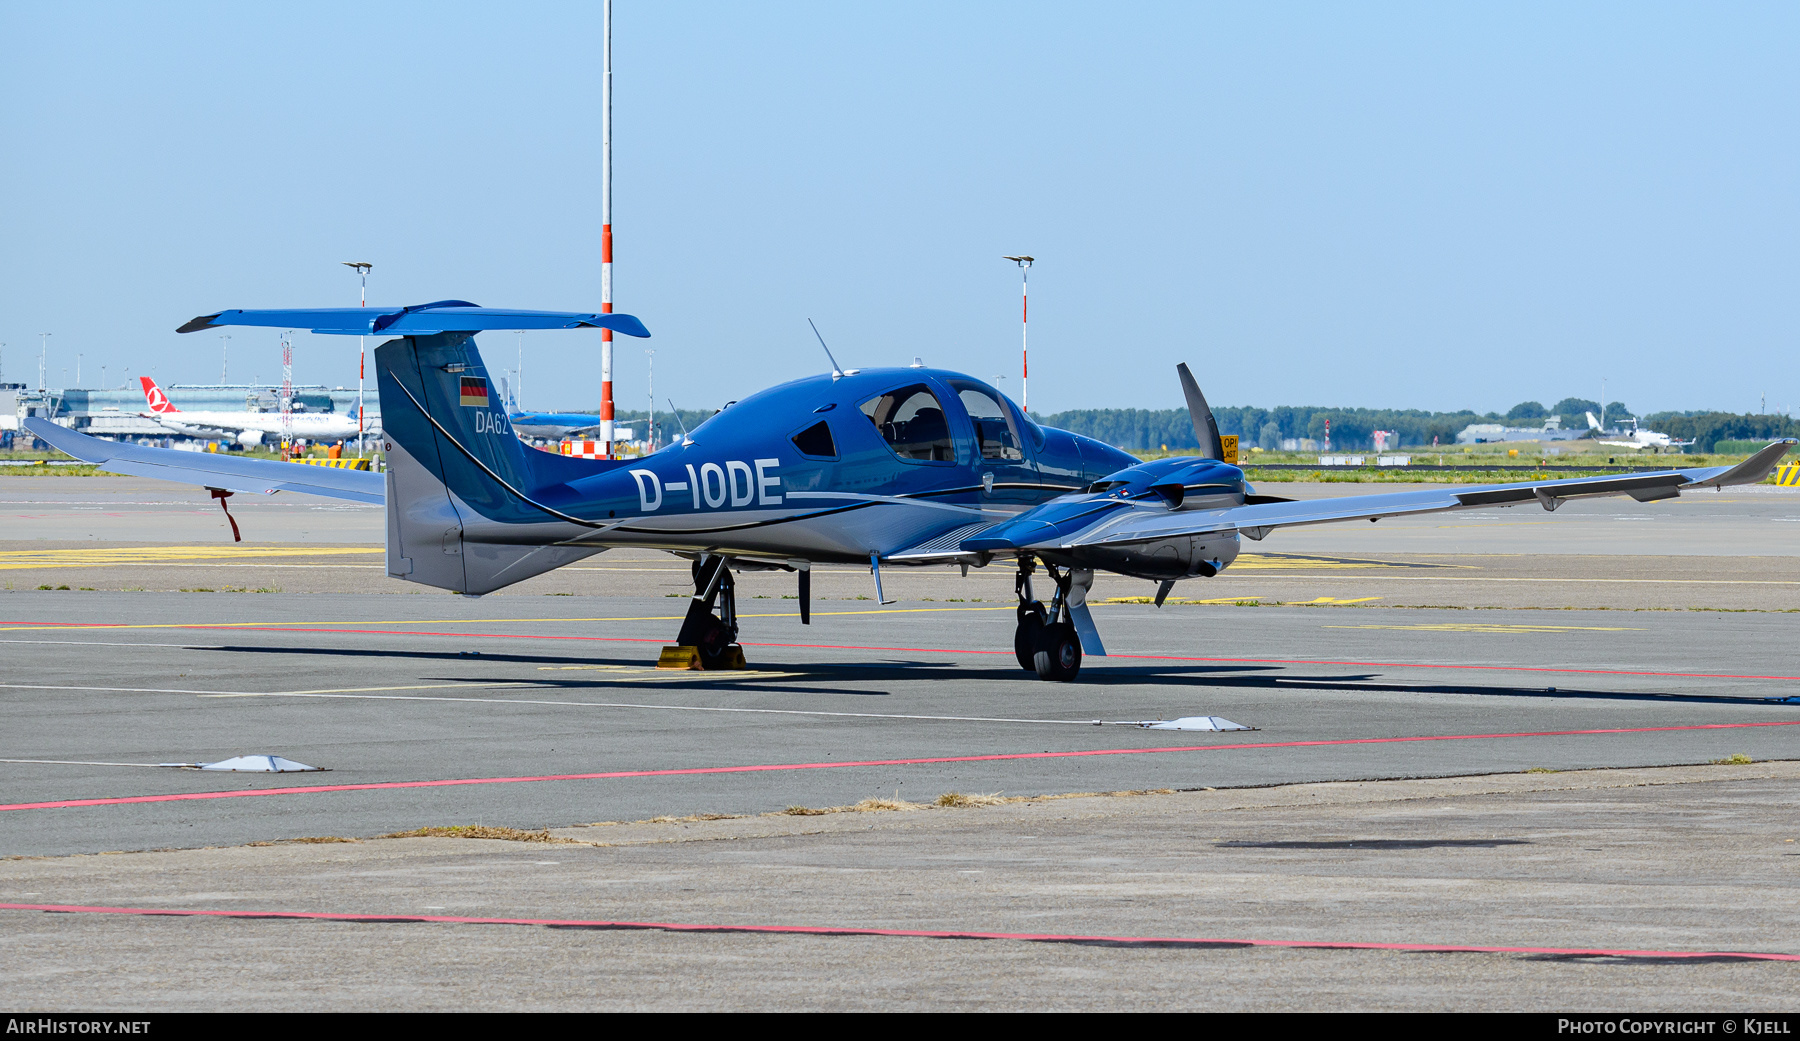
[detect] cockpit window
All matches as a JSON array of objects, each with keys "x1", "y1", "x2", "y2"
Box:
[
  {"x1": 949, "y1": 382, "x2": 1023, "y2": 461},
  {"x1": 791, "y1": 420, "x2": 837, "y2": 459},
  {"x1": 860, "y1": 384, "x2": 954, "y2": 462}
]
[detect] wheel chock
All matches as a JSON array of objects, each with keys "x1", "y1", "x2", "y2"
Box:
[
  {"x1": 657, "y1": 645, "x2": 703, "y2": 670},
  {"x1": 655, "y1": 645, "x2": 749, "y2": 670}
]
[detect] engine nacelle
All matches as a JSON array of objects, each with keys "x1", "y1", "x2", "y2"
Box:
[
  {"x1": 236, "y1": 430, "x2": 265, "y2": 447},
  {"x1": 1069, "y1": 531, "x2": 1240, "y2": 581},
  {"x1": 1088, "y1": 457, "x2": 1245, "y2": 509}
]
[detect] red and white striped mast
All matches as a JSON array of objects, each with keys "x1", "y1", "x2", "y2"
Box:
[
  {"x1": 342, "y1": 261, "x2": 372, "y2": 458},
  {"x1": 598, "y1": 0, "x2": 615, "y2": 457},
  {"x1": 1003, "y1": 255, "x2": 1033, "y2": 411}
]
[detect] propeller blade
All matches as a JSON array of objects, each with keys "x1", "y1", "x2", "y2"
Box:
[{"x1": 1176, "y1": 363, "x2": 1226, "y2": 461}]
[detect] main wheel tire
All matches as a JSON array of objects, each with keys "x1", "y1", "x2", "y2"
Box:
[
  {"x1": 695, "y1": 617, "x2": 737, "y2": 670},
  {"x1": 1032, "y1": 621, "x2": 1082, "y2": 682},
  {"x1": 1014, "y1": 604, "x2": 1047, "y2": 671}
]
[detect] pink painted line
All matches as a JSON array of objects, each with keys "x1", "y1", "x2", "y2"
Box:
[
  {"x1": 7, "y1": 619, "x2": 1798, "y2": 683},
  {"x1": 5, "y1": 720, "x2": 1797, "y2": 813},
  {"x1": 1, "y1": 902, "x2": 1792, "y2": 962}
]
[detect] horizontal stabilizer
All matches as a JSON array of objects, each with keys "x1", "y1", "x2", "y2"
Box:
[
  {"x1": 178, "y1": 300, "x2": 651, "y2": 339},
  {"x1": 24, "y1": 419, "x2": 384, "y2": 504}
]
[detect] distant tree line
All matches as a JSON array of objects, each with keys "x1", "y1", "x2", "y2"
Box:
[
  {"x1": 1032, "y1": 406, "x2": 1494, "y2": 452},
  {"x1": 1641, "y1": 411, "x2": 1800, "y2": 452},
  {"x1": 575, "y1": 401, "x2": 1798, "y2": 454},
  {"x1": 1034, "y1": 400, "x2": 1797, "y2": 453}
]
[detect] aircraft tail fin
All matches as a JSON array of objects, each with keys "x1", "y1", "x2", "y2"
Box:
[
  {"x1": 140, "y1": 377, "x2": 179, "y2": 414},
  {"x1": 374, "y1": 333, "x2": 624, "y2": 594},
  {"x1": 1586, "y1": 411, "x2": 1601, "y2": 431}
]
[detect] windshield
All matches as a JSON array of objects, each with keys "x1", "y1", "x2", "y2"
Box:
[{"x1": 949, "y1": 382, "x2": 1023, "y2": 461}]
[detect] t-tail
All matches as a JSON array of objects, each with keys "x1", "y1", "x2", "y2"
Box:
[{"x1": 175, "y1": 300, "x2": 652, "y2": 594}]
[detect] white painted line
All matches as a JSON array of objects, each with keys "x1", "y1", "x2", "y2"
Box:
[
  {"x1": 0, "y1": 758, "x2": 174, "y2": 768},
  {"x1": 197, "y1": 688, "x2": 1109, "y2": 726},
  {"x1": 0, "y1": 639, "x2": 226, "y2": 649}
]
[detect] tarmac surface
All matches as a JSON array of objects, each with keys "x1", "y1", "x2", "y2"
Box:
[{"x1": 2, "y1": 475, "x2": 1796, "y2": 1009}]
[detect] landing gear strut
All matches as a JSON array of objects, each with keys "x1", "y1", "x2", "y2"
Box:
[
  {"x1": 669, "y1": 554, "x2": 744, "y2": 670},
  {"x1": 1014, "y1": 556, "x2": 1083, "y2": 682}
]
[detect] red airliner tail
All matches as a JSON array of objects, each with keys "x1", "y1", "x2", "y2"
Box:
[{"x1": 139, "y1": 377, "x2": 179, "y2": 414}]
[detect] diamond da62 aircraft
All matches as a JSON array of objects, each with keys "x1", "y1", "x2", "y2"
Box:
[{"x1": 28, "y1": 300, "x2": 1796, "y2": 681}]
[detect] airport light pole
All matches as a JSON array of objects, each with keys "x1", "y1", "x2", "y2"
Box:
[
  {"x1": 39, "y1": 333, "x2": 49, "y2": 393},
  {"x1": 343, "y1": 262, "x2": 372, "y2": 458},
  {"x1": 598, "y1": 0, "x2": 616, "y2": 458},
  {"x1": 280, "y1": 331, "x2": 294, "y2": 460},
  {"x1": 1002, "y1": 256, "x2": 1032, "y2": 411},
  {"x1": 76, "y1": 354, "x2": 82, "y2": 386},
  {"x1": 219, "y1": 335, "x2": 231, "y2": 383},
  {"x1": 645, "y1": 347, "x2": 654, "y2": 449}
]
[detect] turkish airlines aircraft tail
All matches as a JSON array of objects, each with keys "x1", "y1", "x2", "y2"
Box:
[{"x1": 139, "y1": 377, "x2": 180, "y2": 414}]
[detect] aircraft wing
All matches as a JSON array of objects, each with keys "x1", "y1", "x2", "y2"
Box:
[
  {"x1": 968, "y1": 440, "x2": 1796, "y2": 554},
  {"x1": 24, "y1": 419, "x2": 384, "y2": 504}
]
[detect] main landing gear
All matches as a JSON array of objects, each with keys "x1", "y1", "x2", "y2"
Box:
[
  {"x1": 1014, "y1": 556, "x2": 1084, "y2": 682},
  {"x1": 663, "y1": 554, "x2": 745, "y2": 671}
]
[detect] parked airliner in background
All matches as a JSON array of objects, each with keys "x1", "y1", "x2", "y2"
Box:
[
  {"x1": 510, "y1": 410, "x2": 615, "y2": 441},
  {"x1": 30, "y1": 299, "x2": 1792, "y2": 682},
  {"x1": 1586, "y1": 411, "x2": 1696, "y2": 451},
  {"x1": 138, "y1": 376, "x2": 364, "y2": 446}
]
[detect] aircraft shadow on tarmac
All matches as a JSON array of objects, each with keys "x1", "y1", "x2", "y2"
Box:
[{"x1": 202, "y1": 644, "x2": 1800, "y2": 707}]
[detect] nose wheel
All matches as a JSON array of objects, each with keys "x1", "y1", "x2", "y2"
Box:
[{"x1": 1014, "y1": 557, "x2": 1082, "y2": 681}]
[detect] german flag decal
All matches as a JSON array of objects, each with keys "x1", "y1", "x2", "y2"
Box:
[{"x1": 459, "y1": 376, "x2": 489, "y2": 408}]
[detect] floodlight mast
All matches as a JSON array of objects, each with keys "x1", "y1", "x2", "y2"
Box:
[
  {"x1": 599, "y1": 0, "x2": 615, "y2": 458},
  {"x1": 1003, "y1": 256, "x2": 1033, "y2": 411},
  {"x1": 342, "y1": 262, "x2": 372, "y2": 458},
  {"x1": 280, "y1": 330, "x2": 294, "y2": 460}
]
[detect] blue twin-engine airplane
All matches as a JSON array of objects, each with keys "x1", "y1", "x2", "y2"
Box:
[{"x1": 28, "y1": 301, "x2": 1796, "y2": 681}]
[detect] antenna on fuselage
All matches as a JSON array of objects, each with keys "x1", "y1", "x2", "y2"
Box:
[
  {"x1": 667, "y1": 397, "x2": 692, "y2": 445},
  {"x1": 809, "y1": 319, "x2": 847, "y2": 380}
]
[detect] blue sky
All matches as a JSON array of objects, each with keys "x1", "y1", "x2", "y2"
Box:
[{"x1": 2, "y1": 1, "x2": 1795, "y2": 416}]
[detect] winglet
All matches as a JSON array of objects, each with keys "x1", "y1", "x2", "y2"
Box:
[
  {"x1": 1687, "y1": 439, "x2": 1797, "y2": 488},
  {"x1": 1176, "y1": 363, "x2": 1226, "y2": 462},
  {"x1": 176, "y1": 313, "x2": 224, "y2": 334}
]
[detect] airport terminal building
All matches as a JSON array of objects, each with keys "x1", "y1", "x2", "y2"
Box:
[{"x1": 1, "y1": 383, "x2": 378, "y2": 442}]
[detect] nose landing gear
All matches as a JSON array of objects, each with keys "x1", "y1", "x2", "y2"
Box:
[{"x1": 1014, "y1": 556, "x2": 1084, "y2": 682}]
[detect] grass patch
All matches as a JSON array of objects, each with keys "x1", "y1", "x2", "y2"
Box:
[
  {"x1": 936, "y1": 792, "x2": 1010, "y2": 808},
  {"x1": 1524, "y1": 767, "x2": 1559, "y2": 774},
  {"x1": 179, "y1": 588, "x2": 215, "y2": 593},
  {"x1": 380, "y1": 825, "x2": 579, "y2": 843},
  {"x1": 0, "y1": 464, "x2": 103, "y2": 477},
  {"x1": 1712, "y1": 754, "x2": 1755, "y2": 766},
  {"x1": 579, "y1": 789, "x2": 1186, "y2": 829}
]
